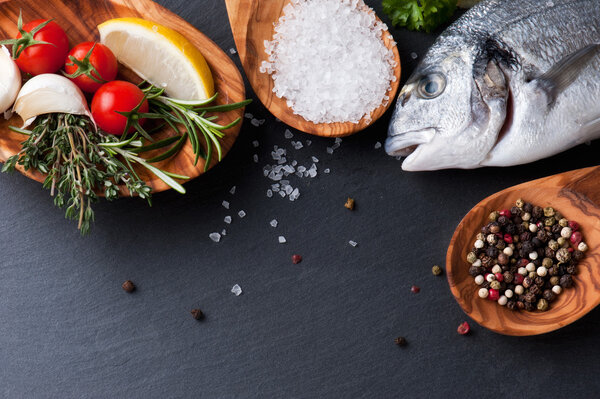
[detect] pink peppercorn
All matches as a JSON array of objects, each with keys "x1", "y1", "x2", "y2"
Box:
[
  {"x1": 568, "y1": 248, "x2": 574, "y2": 253},
  {"x1": 411, "y1": 285, "x2": 420, "y2": 294},
  {"x1": 457, "y1": 321, "x2": 470, "y2": 335},
  {"x1": 292, "y1": 254, "x2": 303, "y2": 264},
  {"x1": 503, "y1": 234, "x2": 513, "y2": 244},
  {"x1": 488, "y1": 289, "x2": 500, "y2": 301},
  {"x1": 518, "y1": 259, "x2": 529, "y2": 267},
  {"x1": 568, "y1": 221, "x2": 579, "y2": 231},
  {"x1": 570, "y1": 231, "x2": 582, "y2": 246},
  {"x1": 499, "y1": 209, "x2": 511, "y2": 217},
  {"x1": 514, "y1": 274, "x2": 524, "y2": 285},
  {"x1": 494, "y1": 272, "x2": 504, "y2": 282}
]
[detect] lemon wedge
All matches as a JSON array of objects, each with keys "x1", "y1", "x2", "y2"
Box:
[{"x1": 98, "y1": 18, "x2": 214, "y2": 100}]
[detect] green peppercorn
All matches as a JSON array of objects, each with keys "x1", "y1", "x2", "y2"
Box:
[
  {"x1": 544, "y1": 217, "x2": 556, "y2": 227},
  {"x1": 558, "y1": 218, "x2": 568, "y2": 227},
  {"x1": 542, "y1": 258, "x2": 553, "y2": 268},
  {"x1": 476, "y1": 232, "x2": 485, "y2": 241},
  {"x1": 528, "y1": 271, "x2": 537, "y2": 279},
  {"x1": 467, "y1": 252, "x2": 477, "y2": 264},
  {"x1": 548, "y1": 240, "x2": 559, "y2": 251},
  {"x1": 557, "y1": 237, "x2": 567, "y2": 247},
  {"x1": 556, "y1": 248, "x2": 571, "y2": 263},
  {"x1": 549, "y1": 276, "x2": 560, "y2": 286},
  {"x1": 516, "y1": 198, "x2": 524, "y2": 208},
  {"x1": 490, "y1": 280, "x2": 501, "y2": 290},
  {"x1": 543, "y1": 207, "x2": 555, "y2": 217},
  {"x1": 432, "y1": 265, "x2": 443, "y2": 276},
  {"x1": 537, "y1": 298, "x2": 549, "y2": 311},
  {"x1": 522, "y1": 222, "x2": 530, "y2": 230},
  {"x1": 489, "y1": 211, "x2": 499, "y2": 222}
]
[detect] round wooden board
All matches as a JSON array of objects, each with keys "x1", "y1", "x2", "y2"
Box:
[
  {"x1": 225, "y1": 0, "x2": 401, "y2": 137},
  {"x1": 446, "y1": 166, "x2": 600, "y2": 336},
  {"x1": 0, "y1": 0, "x2": 246, "y2": 194}
]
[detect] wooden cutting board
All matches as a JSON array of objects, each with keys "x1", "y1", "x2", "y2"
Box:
[{"x1": 0, "y1": 0, "x2": 246, "y2": 193}]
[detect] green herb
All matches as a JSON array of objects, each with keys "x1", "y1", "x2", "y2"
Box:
[
  {"x1": 125, "y1": 84, "x2": 251, "y2": 172},
  {"x1": 2, "y1": 114, "x2": 183, "y2": 235},
  {"x1": 382, "y1": 0, "x2": 457, "y2": 33}
]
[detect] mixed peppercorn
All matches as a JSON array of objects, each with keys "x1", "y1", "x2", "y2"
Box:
[{"x1": 466, "y1": 199, "x2": 588, "y2": 312}]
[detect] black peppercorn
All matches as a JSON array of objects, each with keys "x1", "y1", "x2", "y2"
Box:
[
  {"x1": 510, "y1": 206, "x2": 522, "y2": 216},
  {"x1": 543, "y1": 289, "x2": 556, "y2": 302},
  {"x1": 566, "y1": 265, "x2": 577, "y2": 275},
  {"x1": 524, "y1": 292, "x2": 536, "y2": 303},
  {"x1": 496, "y1": 240, "x2": 506, "y2": 250},
  {"x1": 523, "y1": 277, "x2": 533, "y2": 288},
  {"x1": 523, "y1": 203, "x2": 533, "y2": 213},
  {"x1": 469, "y1": 266, "x2": 481, "y2": 276},
  {"x1": 481, "y1": 256, "x2": 494, "y2": 268},
  {"x1": 489, "y1": 222, "x2": 500, "y2": 233},
  {"x1": 531, "y1": 237, "x2": 543, "y2": 248},
  {"x1": 497, "y1": 215, "x2": 509, "y2": 226},
  {"x1": 517, "y1": 301, "x2": 525, "y2": 310},
  {"x1": 394, "y1": 336, "x2": 407, "y2": 346},
  {"x1": 520, "y1": 232, "x2": 532, "y2": 243},
  {"x1": 486, "y1": 246, "x2": 499, "y2": 258},
  {"x1": 497, "y1": 253, "x2": 509, "y2": 265},
  {"x1": 503, "y1": 271, "x2": 514, "y2": 283},
  {"x1": 190, "y1": 309, "x2": 204, "y2": 320},
  {"x1": 535, "y1": 276, "x2": 545, "y2": 287},
  {"x1": 551, "y1": 224, "x2": 562, "y2": 234},
  {"x1": 529, "y1": 284, "x2": 540, "y2": 296},
  {"x1": 122, "y1": 280, "x2": 135, "y2": 293},
  {"x1": 536, "y1": 230, "x2": 548, "y2": 242},
  {"x1": 532, "y1": 206, "x2": 544, "y2": 219},
  {"x1": 522, "y1": 241, "x2": 534, "y2": 254},
  {"x1": 545, "y1": 247, "x2": 556, "y2": 259},
  {"x1": 505, "y1": 224, "x2": 518, "y2": 235},
  {"x1": 507, "y1": 300, "x2": 517, "y2": 310},
  {"x1": 524, "y1": 301, "x2": 535, "y2": 311},
  {"x1": 533, "y1": 259, "x2": 542, "y2": 267},
  {"x1": 573, "y1": 250, "x2": 585, "y2": 261},
  {"x1": 559, "y1": 274, "x2": 573, "y2": 288},
  {"x1": 549, "y1": 265, "x2": 559, "y2": 276}
]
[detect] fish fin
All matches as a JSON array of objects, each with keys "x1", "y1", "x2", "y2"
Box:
[{"x1": 535, "y1": 44, "x2": 600, "y2": 104}]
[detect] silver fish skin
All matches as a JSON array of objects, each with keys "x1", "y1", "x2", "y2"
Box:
[{"x1": 386, "y1": 0, "x2": 600, "y2": 171}]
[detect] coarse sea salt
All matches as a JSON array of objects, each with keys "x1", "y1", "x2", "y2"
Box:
[
  {"x1": 231, "y1": 284, "x2": 243, "y2": 296},
  {"x1": 261, "y1": 0, "x2": 395, "y2": 124},
  {"x1": 209, "y1": 232, "x2": 221, "y2": 242}
]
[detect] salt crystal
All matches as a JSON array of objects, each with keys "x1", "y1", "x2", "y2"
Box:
[
  {"x1": 332, "y1": 142, "x2": 340, "y2": 150},
  {"x1": 253, "y1": 154, "x2": 259, "y2": 163},
  {"x1": 270, "y1": 219, "x2": 278, "y2": 227},
  {"x1": 324, "y1": 168, "x2": 330, "y2": 174},
  {"x1": 224, "y1": 216, "x2": 232, "y2": 224},
  {"x1": 258, "y1": 119, "x2": 266, "y2": 125},
  {"x1": 284, "y1": 129, "x2": 293, "y2": 139},
  {"x1": 244, "y1": 112, "x2": 253, "y2": 119},
  {"x1": 297, "y1": 165, "x2": 306, "y2": 173},
  {"x1": 229, "y1": 186, "x2": 236, "y2": 194},
  {"x1": 410, "y1": 52, "x2": 418, "y2": 60},
  {"x1": 306, "y1": 140, "x2": 312, "y2": 146},
  {"x1": 278, "y1": 236, "x2": 287, "y2": 244},
  {"x1": 311, "y1": 156, "x2": 319, "y2": 163},
  {"x1": 279, "y1": 190, "x2": 286, "y2": 197},
  {"x1": 335, "y1": 138, "x2": 342, "y2": 144},
  {"x1": 349, "y1": 240, "x2": 358, "y2": 247},
  {"x1": 251, "y1": 118, "x2": 261, "y2": 127},
  {"x1": 267, "y1": 189, "x2": 273, "y2": 198},
  {"x1": 229, "y1": 48, "x2": 237, "y2": 54},
  {"x1": 252, "y1": 140, "x2": 260, "y2": 147},
  {"x1": 238, "y1": 210, "x2": 246, "y2": 218},
  {"x1": 231, "y1": 284, "x2": 243, "y2": 296},
  {"x1": 374, "y1": 141, "x2": 382, "y2": 149},
  {"x1": 221, "y1": 229, "x2": 227, "y2": 236},
  {"x1": 326, "y1": 147, "x2": 334, "y2": 154},
  {"x1": 209, "y1": 232, "x2": 221, "y2": 242},
  {"x1": 222, "y1": 200, "x2": 230, "y2": 209}
]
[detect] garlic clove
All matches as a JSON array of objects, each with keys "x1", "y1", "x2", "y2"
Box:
[
  {"x1": 0, "y1": 45, "x2": 21, "y2": 115},
  {"x1": 13, "y1": 74, "x2": 94, "y2": 127}
]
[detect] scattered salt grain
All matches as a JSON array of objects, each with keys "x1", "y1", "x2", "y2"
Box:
[
  {"x1": 261, "y1": 0, "x2": 395, "y2": 124},
  {"x1": 335, "y1": 138, "x2": 342, "y2": 144},
  {"x1": 306, "y1": 140, "x2": 312, "y2": 146},
  {"x1": 251, "y1": 118, "x2": 261, "y2": 127},
  {"x1": 229, "y1": 48, "x2": 237, "y2": 54},
  {"x1": 231, "y1": 284, "x2": 243, "y2": 296},
  {"x1": 349, "y1": 240, "x2": 358, "y2": 247},
  {"x1": 278, "y1": 236, "x2": 287, "y2": 244},
  {"x1": 284, "y1": 129, "x2": 293, "y2": 139},
  {"x1": 326, "y1": 147, "x2": 334, "y2": 154},
  {"x1": 253, "y1": 154, "x2": 259, "y2": 163},
  {"x1": 209, "y1": 232, "x2": 221, "y2": 242},
  {"x1": 244, "y1": 112, "x2": 253, "y2": 119},
  {"x1": 311, "y1": 156, "x2": 319, "y2": 163},
  {"x1": 270, "y1": 219, "x2": 278, "y2": 227},
  {"x1": 229, "y1": 186, "x2": 236, "y2": 195},
  {"x1": 324, "y1": 168, "x2": 330, "y2": 174},
  {"x1": 221, "y1": 229, "x2": 227, "y2": 236},
  {"x1": 252, "y1": 140, "x2": 260, "y2": 148},
  {"x1": 222, "y1": 200, "x2": 230, "y2": 209},
  {"x1": 374, "y1": 141, "x2": 382, "y2": 149},
  {"x1": 267, "y1": 189, "x2": 273, "y2": 198},
  {"x1": 238, "y1": 210, "x2": 246, "y2": 218},
  {"x1": 224, "y1": 216, "x2": 232, "y2": 224},
  {"x1": 410, "y1": 52, "x2": 418, "y2": 60}
]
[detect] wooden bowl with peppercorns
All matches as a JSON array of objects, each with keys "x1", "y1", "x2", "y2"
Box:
[{"x1": 446, "y1": 166, "x2": 600, "y2": 336}]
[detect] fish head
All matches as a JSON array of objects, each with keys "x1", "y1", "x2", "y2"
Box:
[{"x1": 386, "y1": 41, "x2": 505, "y2": 171}]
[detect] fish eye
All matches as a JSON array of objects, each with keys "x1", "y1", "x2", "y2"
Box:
[{"x1": 417, "y1": 73, "x2": 446, "y2": 99}]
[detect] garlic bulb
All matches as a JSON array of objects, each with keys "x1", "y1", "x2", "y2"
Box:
[
  {"x1": 13, "y1": 74, "x2": 93, "y2": 127},
  {"x1": 0, "y1": 45, "x2": 21, "y2": 115}
]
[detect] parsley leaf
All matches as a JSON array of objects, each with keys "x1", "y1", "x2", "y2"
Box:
[{"x1": 382, "y1": 0, "x2": 457, "y2": 33}]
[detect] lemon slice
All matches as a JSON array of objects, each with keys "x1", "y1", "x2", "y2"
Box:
[{"x1": 98, "y1": 18, "x2": 214, "y2": 100}]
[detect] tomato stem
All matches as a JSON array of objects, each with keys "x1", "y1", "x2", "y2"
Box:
[{"x1": 0, "y1": 11, "x2": 56, "y2": 60}]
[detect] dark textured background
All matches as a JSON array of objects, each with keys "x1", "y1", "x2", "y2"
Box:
[{"x1": 1, "y1": 1, "x2": 600, "y2": 398}]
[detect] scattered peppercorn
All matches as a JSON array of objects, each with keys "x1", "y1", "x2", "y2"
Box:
[
  {"x1": 190, "y1": 308, "x2": 204, "y2": 320},
  {"x1": 457, "y1": 321, "x2": 470, "y2": 335},
  {"x1": 394, "y1": 336, "x2": 407, "y2": 346},
  {"x1": 466, "y1": 199, "x2": 586, "y2": 312},
  {"x1": 432, "y1": 265, "x2": 443, "y2": 276},
  {"x1": 411, "y1": 285, "x2": 420, "y2": 294},
  {"x1": 344, "y1": 197, "x2": 355, "y2": 210},
  {"x1": 292, "y1": 254, "x2": 303, "y2": 264},
  {"x1": 122, "y1": 280, "x2": 135, "y2": 293}
]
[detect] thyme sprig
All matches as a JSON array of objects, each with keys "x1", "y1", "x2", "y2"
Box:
[
  {"x1": 127, "y1": 85, "x2": 251, "y2": 171},
  {"x1": 2, "y1": 113, "x2": 184, "y2": 234}
]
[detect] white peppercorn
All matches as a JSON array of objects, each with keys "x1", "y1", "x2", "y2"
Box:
[
  {"x1": 526, "y1": 263, "x2": 536, "y2": 272},
  {"x1": 491, "y1": 265, "x2": 502, "y2": 274},
  {"x1": 472, "y1": 259, "x2": 482, "y2": 267},
  {"x1": 518, "y1": 267, "x2": 527, "y2": 275},
  {"x1": 536, "y1": 266, "x2": 548, "y2": 277},
  {"x1": 515, "y1": 285, "x2": 524, "y2": 295},
  {"x1": 529, "y1": 223, "x2": 538, "y2": 233},
  {"x1": 486, "y1": 273, "x2": 496, "y2": 282},
  {"x1": 503, "y1": 247, "x2": 513, "y2": 256},
  {"x1": 474, "y1": 239, "x2": 484, "y2": 249},
  {"x1": 529, "y1": 251, "x2": 538, "y2": 260},
  {"x1": 522, "y1": 212, "x2": 531, "y2": 221},
  {"x1": 578, "y1": 242, "x2": 588, "y2": 252},
  {"x1": 552, "y1": 285, "x2": 562, "y2": 295},
  {"x1": 560, "y1": 227, "x2": 572, "y2": 238},
  {"x1": 478, "y1": 288, "x2": 489, "y2": 298},
  {"x1": 505, "y1": 289, "x2": 514, "y2": 298},
  {"x1": 498, "y1": 295, "x2": 508, "y2": 306},
  {"x1": 474, "y1": 275, "x2": 485, "y2": 285}
]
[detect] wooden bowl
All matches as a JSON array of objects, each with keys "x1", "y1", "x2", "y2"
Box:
[
  {"x1": 446, "y1": 166, "x2": 600, "y2": 336},
  {"x1": 0, "y1": 0, "x2": 246, "y2": 194},
  {"x1": 224, "y1": 0, "x2": 401, "y2": 137}
]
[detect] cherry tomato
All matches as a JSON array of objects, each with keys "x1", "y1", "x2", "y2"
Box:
[
  {"x1": 64, "y1": 42, "x2": 118, "y2": 93},
  {"x1": 14, "y1": 19, "x2": 69, "y2": 75},
  {"x1": 91, "y1": 81, "x2": 148, "y2": 135}
]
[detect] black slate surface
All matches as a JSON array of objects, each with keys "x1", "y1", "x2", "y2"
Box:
[{"x1": 2, "y1": 1, "x2": 600, "y2": 398}]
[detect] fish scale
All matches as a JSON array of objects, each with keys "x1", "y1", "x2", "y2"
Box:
[{"x1": 386, "y1": 0, "x2": 600, "y2": 170}]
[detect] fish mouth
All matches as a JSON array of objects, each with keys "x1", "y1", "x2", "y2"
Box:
[{"x1": 385, "y1": 128, "x2": 436, "y2": 157}]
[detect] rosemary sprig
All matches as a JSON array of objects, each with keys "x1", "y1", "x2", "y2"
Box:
[
  {"x1": 2, "y1": 113, "x2": 184, "y2": 234},
  {"x1": 132, "y1": 85, "x2": 251, "y2": 171}
]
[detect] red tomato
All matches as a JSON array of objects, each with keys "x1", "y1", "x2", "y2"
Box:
[
  {"x1": 91, "y1": 81, "x2": 148, "y2": 135},
  {"x1": 14, "y1": 19, "x2": 69, "y2": 75},
  {"x1": 64, "y1": 42, "x2": 118, "y2": 93}
]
